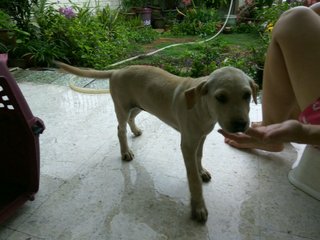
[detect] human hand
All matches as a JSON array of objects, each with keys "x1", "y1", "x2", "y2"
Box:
[
  {"x1": 218, "y1": 120, "x2": 304, "y2": 151},
  {"x1": 242, "y1": 120, "x2": 304, "y2": 143}
]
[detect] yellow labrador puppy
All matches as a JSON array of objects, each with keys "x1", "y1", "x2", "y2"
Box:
[{"x1": 55, "y1": 62, "x2": 258, "y2": 223}]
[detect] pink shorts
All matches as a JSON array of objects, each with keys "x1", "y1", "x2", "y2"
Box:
[
  {"x1": 299, "y1": 98, "x2": 320, "y2": 149},
  {"x1": 299, "y1": 98, "x2": 320, "y2": 124}
]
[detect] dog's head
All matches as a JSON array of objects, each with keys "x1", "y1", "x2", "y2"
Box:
[{"x1": 185, "y1": 66, "x2": 258, "y2": 133}]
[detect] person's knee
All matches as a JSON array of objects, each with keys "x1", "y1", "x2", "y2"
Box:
[
  {"x1": 280, "y1": 6, "x2": 313, "y2": 20},
  {"x1": 273, "y1": 6, "x2": 316, "y2": 39}
]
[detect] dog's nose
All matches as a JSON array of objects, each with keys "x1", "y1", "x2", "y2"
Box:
[{"x1": 230, "y1": 120, "x2": 248, "y2": 133}]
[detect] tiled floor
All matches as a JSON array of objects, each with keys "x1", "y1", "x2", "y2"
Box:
[{"x1": 0, "y1": 70, "x2": 319, "y2": 239}]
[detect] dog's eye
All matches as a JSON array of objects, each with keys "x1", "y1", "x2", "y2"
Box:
[
  {"x1": 215, "y1": 94, "x2": 227, "y2": 104},
  {"x1": 243, "y1": 92, "x2": 251, "y2": 102}
]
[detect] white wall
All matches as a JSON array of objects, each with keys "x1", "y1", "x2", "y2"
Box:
[{"x1": 52, "y1": 0, "x2": 121, "y2": 9}]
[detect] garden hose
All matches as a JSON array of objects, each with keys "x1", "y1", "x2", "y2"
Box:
[
  {"x1": 69, "y1": 82, "x2": 110, "y2": 94},
  {"x1": 69, "y1": 0, "x2": 234, "y2": 94}
]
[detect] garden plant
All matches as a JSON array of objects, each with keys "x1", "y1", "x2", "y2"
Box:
[{"x1": 0, "y1": 0, "x2": 302, "y2": 85}]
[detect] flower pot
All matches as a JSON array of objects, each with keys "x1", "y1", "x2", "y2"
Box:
[
  {"x1": 224, "y1": 14, "x2": 237, "y2": 26},
  {"x1": 135, "y1": 8, "x2": 152, "y2": 26}
]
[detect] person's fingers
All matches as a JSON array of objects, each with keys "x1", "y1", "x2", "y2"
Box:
[
  {"x1": 218, "y1": 129, "x2": 252, "y2": 142},
  {"x1": 217, "y1": 129, "x2": 243, "y2": 140},
  {"x1": 244, "y1": 127, "x2": 265, "y2": 139}
]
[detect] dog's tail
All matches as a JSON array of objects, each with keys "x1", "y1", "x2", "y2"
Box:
[{"x1": 54, "y1": 61, "x2": 115, "y2": 79}]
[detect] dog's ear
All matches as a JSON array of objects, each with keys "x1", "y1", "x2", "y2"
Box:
[
  {"x1": 185, "y1": 81, "x2": 208, "y2": 109},
  {"x1": 249, "y1": 79, "x2": 259, "y2": 104}
]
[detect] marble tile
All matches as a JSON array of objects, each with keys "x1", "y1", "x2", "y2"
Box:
[
  {"x1": 0, "y1": 227, "x2": 13, "y2": 240},
  {"x1": 256, "y1": 145, "x2": 298, "y2": 185},
  {"x1": 259, "y1": 229, "x2": 317, "y2": 240},
  {"x1": 258, "y1": 181, "x2": 320, "y2": 239},
  {"x1": 1, "y1": 81, "x2": 319, "y2": 240}
]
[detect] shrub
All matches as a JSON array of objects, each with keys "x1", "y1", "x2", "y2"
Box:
[
  {"x1": 0, "y1": 0, "x2": 38, "y2": 31},
  {"x1": 119, "y1": 38, "x2": 264, "y2": 86},
  {"x1": 171, "y1": 8, "x2": 220, "y2": 36},
  {"x1": 0, "y1": 10, "x2": 16, "y2": 30},
  {"x1": 9, "y1": 0, "x2": 158, "y2": 68},
  {"x1": 255, "y1": 2, "x2": 301, "y2": 30}
]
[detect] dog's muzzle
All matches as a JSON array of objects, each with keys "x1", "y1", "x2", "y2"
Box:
[{"x1": 228, "y1": 119, "x2": 248, "y2": 133}]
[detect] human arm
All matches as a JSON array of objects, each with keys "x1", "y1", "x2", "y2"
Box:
[{"x1": 218, "y1": 120, "x2": 320, "y2": 146}]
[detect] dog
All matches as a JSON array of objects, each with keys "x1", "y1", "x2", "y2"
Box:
[{"x1": 55, "y1": 62, "x2": 258, "y2": 223}]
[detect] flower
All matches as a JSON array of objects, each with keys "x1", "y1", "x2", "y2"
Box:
[
  {"x1": 266, "y1": 23, "x2": 274, "y2": 32},
  {"x1": 59, "y1": 6, "x2": 76, "y2": 19}
]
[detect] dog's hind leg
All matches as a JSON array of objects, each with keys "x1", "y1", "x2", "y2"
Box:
[
  {"x1": 114, "y1": 106, "x2": 135, "y2": 161},
  {"x1": 128, "y1": 108, "x2": 142, "y2": 137},
  {"x1": 197, "y1": 136, "x2": 211, "y2": 183}
]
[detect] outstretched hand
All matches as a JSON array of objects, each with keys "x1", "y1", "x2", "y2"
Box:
[{"x1": 218, "y1": 120, "x2": 304, "y2": 151}]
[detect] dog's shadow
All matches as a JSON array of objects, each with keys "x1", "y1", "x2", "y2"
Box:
[{"x1": 105, "y1": 159, "x2": 209, "y2": 239}]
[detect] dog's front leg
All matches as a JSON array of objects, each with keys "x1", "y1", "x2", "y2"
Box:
[
  {"x1": 197, "y1": 136, "x2": 211, "y2": 183},
  {"x1": 181, "y1": 136, "x2": 208, "y2": 223}
]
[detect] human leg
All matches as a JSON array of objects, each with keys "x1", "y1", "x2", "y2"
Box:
[
  {"x1": 224, "y1": 6, "x2": 320, "y2": 151},
  {"x1": 263, "y1": 6, "x2": 320, "y2": 121}
]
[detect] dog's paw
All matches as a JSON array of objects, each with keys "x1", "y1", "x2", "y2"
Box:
[
  {"x1": 122, "y1": 150, "x2": 134, "y2": 161},
  {"x1": 133, "y1": 128, "x2": 142, "y2": 137},
  {"x1": 191, "y1": 200, "x2": 208, "y2": 223},
  {"x1": 200, "y1": 168, "x2": 211, "y2": 182}
]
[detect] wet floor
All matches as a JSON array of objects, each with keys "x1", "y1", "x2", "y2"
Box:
[{"x1": 0, "y1": 68, "x2": 320, "y2": 239}]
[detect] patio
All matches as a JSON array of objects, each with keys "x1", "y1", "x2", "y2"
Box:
[{"x1": 0, "y1": 68, "x2": 320, "y2": 239}]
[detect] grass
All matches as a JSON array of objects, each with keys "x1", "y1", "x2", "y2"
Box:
[
  {"x1": 117, "y1": 32, "x2": 263, "y2": 64},
  {"x1": 107, "y1": 32, "x2": 266, "y2": 86},
  {"x1": 216, "y1": 33, "x2": 262, "y2": 48},
  {"x1": 124, "y1": 32, "x2": 263, "y2": 62}
]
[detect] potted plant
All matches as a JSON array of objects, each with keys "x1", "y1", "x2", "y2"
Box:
[
  {"x1": 122, "y1": 0, "x2": 152, "y2": 26},
  {"x1": 0, "y1": 10, "x2": 16, "y2": 47},
  {"x1": 148, "y1": 1, "x2": 166, "y2": 29}
]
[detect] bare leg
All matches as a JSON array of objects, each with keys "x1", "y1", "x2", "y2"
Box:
[
  {"x1": 263, "y1": 6, "x2": 320, "y2": 123},
  {"x1": 225, "y1": 6, "x2": 320, "y2": 151}
]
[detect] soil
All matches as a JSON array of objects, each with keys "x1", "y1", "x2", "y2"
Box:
[{"x1": 142, "y1": 36, "x2": 198, "y2": 52}]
